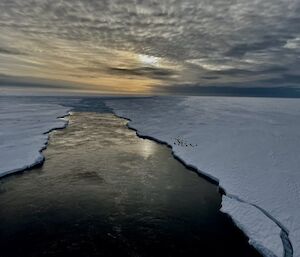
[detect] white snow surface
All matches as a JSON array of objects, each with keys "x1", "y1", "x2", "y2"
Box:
[
  {"x1": 221, "y1": 196, "x2": 283, "y2": 257},
  {"x1": 0, "y1": 99, "x2": 70, "y2": 177},
  {"x1": 106, "y1": 96, "x2": 300, "y2": 257}
]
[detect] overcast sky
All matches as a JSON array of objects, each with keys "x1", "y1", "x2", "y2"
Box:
[{"x1": 0, "y1": 0, "x2": 300, "y2": 95}]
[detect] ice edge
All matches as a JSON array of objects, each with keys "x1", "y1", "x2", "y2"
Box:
[
  {"x1": 0, "y1": 110, "x2": 72, "y2": 179},
  {"x1": 114, "y1": 112, "x2": 293, "y2": 257},
  {"x1": 225, "y1": 194, "x2": 293, "y2": 257}
]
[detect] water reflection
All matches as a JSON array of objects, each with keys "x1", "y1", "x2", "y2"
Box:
[
  {"x1": 0, "y1": 113, "x2": 261, "y2": 257},
  {"x1": 139, "y1": 140, "x2": 156, "y2": 159}
]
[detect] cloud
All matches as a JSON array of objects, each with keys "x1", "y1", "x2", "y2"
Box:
[
  {"x1": 225, "y1": 37, "x2": 289, "y2": 58},
  {"x1": 0, "y1": 74, "x2": 78, "y2": 89},
  {"x1": 157, "y1": 85, "x2": 300, "y2": 98},
  {"x1": 201, "y1": 76, "x2": 220, "y2": 80},
  {"x1": 210, "y1": 66, "x2": 289, "y2": 76},
  {"x1": 0, "y1": 0, "x2": 299, "y2": 94},
  {"x1": 107, "y1": 67, "x2": 177, "y2": 80},
  {"x1": 0, "y1": 47, "x2": 25, "y2": 55},
  {"x1": 258, "y1": 73, "x2": 300, "y2": 85}
]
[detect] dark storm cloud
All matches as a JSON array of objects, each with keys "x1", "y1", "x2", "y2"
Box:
[{"x1": 0, "y1": 0, "x2": 299, "y2": 94}]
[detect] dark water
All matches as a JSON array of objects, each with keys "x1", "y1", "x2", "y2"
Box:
[{"x1": 0, "y1": 112, "x2": 261, "y2": 257}]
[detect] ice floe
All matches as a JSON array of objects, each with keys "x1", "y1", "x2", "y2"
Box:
[{"x1": 0, "y1": 98, "x2": 70, "y2": 177}]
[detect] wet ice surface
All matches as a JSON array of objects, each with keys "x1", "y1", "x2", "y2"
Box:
[{"x1": 0, "y1": 112, "x2": 261, "y2": 257}]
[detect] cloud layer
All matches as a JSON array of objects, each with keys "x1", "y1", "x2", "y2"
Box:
[{"x1": 0, "y1": 0, "x2": 299, "y2": 94}]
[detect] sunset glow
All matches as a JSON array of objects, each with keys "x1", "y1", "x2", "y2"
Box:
[{"x1": 0, "y1": 0, "x2": 299, "y2": 95}]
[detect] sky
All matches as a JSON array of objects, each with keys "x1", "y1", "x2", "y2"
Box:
[{"x1": 0, "y1": 0, "x2": 300, "y2": 96}]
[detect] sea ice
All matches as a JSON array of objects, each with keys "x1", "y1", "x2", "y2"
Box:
[
  {"x1": 106, "y1": 96, "x2": 300, "y2": 257},
  {"x1": 0, "y1": 98, "x2": 70, "y2": 177}
]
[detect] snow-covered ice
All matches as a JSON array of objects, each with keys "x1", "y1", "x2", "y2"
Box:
[
  {"x1": 0, "y1": 98, "x2": 70, "y2": 177},
  {"x1": 221, "y1": 196, "x2": 284, "y2": 257},
  {"x1": 106, "y1": 96, "x2": 300, "y2": 257}
]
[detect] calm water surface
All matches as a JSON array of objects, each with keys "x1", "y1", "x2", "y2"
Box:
[{"x1": 0, "y1": 112, "x2": 261, "y2": 257}]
